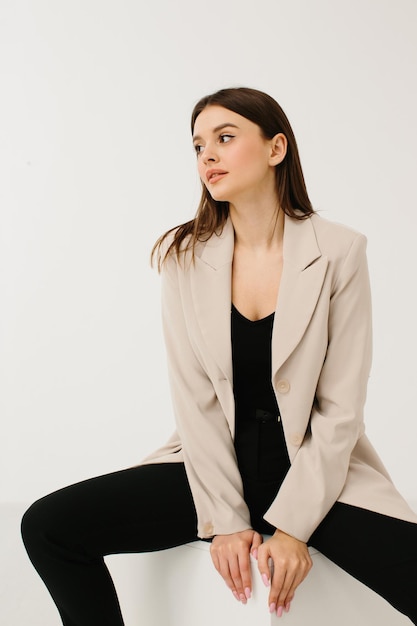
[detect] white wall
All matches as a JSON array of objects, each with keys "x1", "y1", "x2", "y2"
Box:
[{"x1": 1, "y1": 0, "x2": 416, "y2": 505}]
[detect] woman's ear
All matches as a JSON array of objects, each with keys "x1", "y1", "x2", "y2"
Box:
[{"x1": 269, "y1": 133, "x2": 287, "y2": 166}]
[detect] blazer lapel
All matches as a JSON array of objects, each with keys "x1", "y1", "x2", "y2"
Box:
[
  {"x1": 271, "y1": 215, "x2": 328, "y2": 377},
  {"x1": 190, "y1": 218, "x2": 235, "y2": 385},
  {"x1": 189, "y1": 214, "x2": 328, "y2": 388}
]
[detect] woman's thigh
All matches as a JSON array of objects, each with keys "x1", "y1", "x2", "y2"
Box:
[
  {"x1": 309, "y1": 502, "x2": 417, "y2": 622},
  {"x1": 22, "y1": 462, "x2": 199, "y2": 558}
]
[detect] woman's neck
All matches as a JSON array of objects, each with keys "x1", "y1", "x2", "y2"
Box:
[{"x1": 229, "y1": 199, "x2": 284, "y2": 251}]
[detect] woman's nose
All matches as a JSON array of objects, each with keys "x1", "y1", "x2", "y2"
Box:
[{"x1": 202, "y1": 144, "x2": 219, "y2": 163}]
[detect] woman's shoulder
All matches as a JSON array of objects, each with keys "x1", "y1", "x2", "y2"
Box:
[
  {"x1": 310, "y1": 212, "x2": 366, "y2": 241},
  {"x1": 156, "y1": 218, "x2": 232, "y2": 272},
  {"x1": 309, "y1": 212, "x2": 367, "y2": 258},
  {"x1": 153, "y1": 223, "x2": 197, "y2": 272}
]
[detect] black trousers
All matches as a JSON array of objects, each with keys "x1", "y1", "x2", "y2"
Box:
[{"x1": 21, "y1": 463, "x2": 417, "y2": 625}]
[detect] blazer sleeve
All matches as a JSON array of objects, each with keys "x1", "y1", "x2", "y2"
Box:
[
  {"x1": 264, "y1": 233, "x2": 373, "y2": 542},
  {"x1": 161, "y1": 253, "x2": 252, "y2": 538}
]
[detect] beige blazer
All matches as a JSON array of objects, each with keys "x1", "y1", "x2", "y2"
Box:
[{"x1": 142, "y1": 213, "x2": 417, "y2": 541}]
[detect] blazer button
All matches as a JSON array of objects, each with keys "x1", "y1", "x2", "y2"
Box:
[
  {"x1": 276, "y1": 379, "x2": 290, "y2": 393},
  {"x1": 203, "y1": 522, "x2": 214, "y2": 536}
]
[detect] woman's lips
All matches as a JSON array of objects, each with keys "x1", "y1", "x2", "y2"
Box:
[
  {"x1": 206, "y1": 170, "x2": 228, "y2": 184},
  {"x1": 209, "y1": 173, "x2": 227, "y2": 184}
]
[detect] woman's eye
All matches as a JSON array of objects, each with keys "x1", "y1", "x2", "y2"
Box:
[
  {"x1": 193, "y1": 134, "x2": 234, "y2": 155},
  {"x1": 219, "y1": 134, "x2": 234, "y2": 143}
]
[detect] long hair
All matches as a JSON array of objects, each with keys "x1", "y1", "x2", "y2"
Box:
[{"x1": 152, "y1": 87, "x2": 314, "y2": 269}]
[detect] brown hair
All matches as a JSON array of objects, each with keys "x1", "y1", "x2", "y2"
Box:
[{"x1": 152, "y1": 87, "x2": 314, "y2": 269}]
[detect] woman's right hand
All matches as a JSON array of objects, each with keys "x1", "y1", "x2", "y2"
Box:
[{"x1": 210, "y1": 530, "x2": 263, "y2": 603}]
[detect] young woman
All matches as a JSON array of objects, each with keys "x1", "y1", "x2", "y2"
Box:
[{"x1": 22, "y1": 87, "x2": 417, "y2": 625}]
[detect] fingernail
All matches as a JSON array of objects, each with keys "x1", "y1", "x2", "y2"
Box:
[
  {"x1": 232, "y1": 591, "x2": 240, "y2": 601},
  {"x1": 262, "y1": 573, "x2": 270, "y2": 587},
  {"x1": 252, "y1": 548, "x2": 258, "y2": 559},
  {"x1": 239, "y1": 593, "x2": 247, "y2": 605},
  {"x1": 269, "y1": 602, "x2": 276, "y2": 613},
  {"x1": 276, "y1": 605, "x2": 283, "y2": 618},
  {"x1": 244, "y1": 587, "x2": 251, "y2": 599},
  {"x1": 285, "y1": 601, "x2": 291, "y2": 612}
]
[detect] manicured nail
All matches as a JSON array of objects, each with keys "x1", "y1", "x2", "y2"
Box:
[
  {"x1": 244, "y1": 587, "x2": 251, "y2": 599},
  {"x1": 285, "y1": 601, "x2": 291, "y2": 612},
  {"x1": 252, "y1": 548, "x2": 258, "y2": 559},
  {"x1": 276, "y1": 605, "x2": 283, "y2": 618},
  {"x1": 262, "y1": 573, "x2": 270, "y2": 587},
  {"x1": 239, "y1": 593, "x2": 247, "y2": 605},
  {"x1": 232, "y1": 591, "x2": 240, "y2": 601},
  {"x1": 269, "y1": 602, "x2": 276, "y2": 614}
]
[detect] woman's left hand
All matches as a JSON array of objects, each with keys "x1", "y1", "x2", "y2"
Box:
[{"x1": 256, "y1": 529, "x2": 312, "y2": 616}]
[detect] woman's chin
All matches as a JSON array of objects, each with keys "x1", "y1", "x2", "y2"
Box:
[{"x1": 208, "y1": 189, "x2": 233, "y2": 203}]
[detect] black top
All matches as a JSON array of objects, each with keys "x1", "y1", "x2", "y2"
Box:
[
  {"x1": 231, "y1": 304, "x2": 290, "y2": 532},
  {"x1": 231, "y1": 304, "x2": 279, "y2": 424}
]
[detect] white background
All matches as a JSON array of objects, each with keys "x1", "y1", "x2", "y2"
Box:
[{"x1": 1, "y1": 0, "x2": 416, "y2": 506}]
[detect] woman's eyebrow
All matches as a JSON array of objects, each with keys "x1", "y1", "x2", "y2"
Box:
[{"x1": 192, "y1": 123, "x2": 239, "y2": 143}]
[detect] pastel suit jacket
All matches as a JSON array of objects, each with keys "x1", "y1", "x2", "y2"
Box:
[{"x1": 141, "y1": 213, "x2": 417, "y2": 541}]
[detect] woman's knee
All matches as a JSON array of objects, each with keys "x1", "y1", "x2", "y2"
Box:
[
  {"x1": 21, "y1": 491, "x2": 69, "y2": 554},
  {"x1": 21, "y1": 497, "x2": 49, "y2": 557}
]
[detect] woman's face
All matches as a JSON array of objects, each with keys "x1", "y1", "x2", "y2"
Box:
[{"x1": 192, "y1": 105, "x2": 285, "y2": 205}]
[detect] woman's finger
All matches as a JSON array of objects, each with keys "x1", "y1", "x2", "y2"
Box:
[
  {"x1": 257, "y1": 544, "x2": 272, "y2": 589},
  {"x1": 250, "y1": 531, "x2": 263, "y2": 559},
  {"x1": 210, "y1": 532, "x2": 256, "y2": 603},
  {"x1": 237, "y1": 549, "x2": 252, "y2": 600},
  {"x1": 220, "y1": 553, "x2": 244, "y2": 598},
  {"x1": 271, "y1": 567, "x2": 294, "y2": 611},
  {"x1": 271, "y1": 554, "x2": 312, "y2": 612},
  {"x1": 257, "y1": 531, "x2": 313, "y2": 614}
]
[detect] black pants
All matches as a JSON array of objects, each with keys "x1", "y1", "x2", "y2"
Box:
[{"x1": 21, "y1": 463, "x2": 417, "y2": 625}]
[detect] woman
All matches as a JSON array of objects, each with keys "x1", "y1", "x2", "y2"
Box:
[{"x1": 22, "y1": 87, "x2": 417, "y2": 625}]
